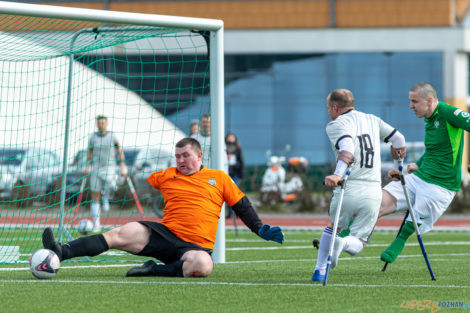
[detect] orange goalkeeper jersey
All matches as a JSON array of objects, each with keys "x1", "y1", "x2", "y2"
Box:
[{"x1": 147, "y1": 166, "x2": 245, "y2": 250}]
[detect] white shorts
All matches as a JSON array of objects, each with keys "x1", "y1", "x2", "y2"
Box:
[
  {"x1": 383, "y1": 174, "x2": 456, "y2": 233},
  {"x1": 329, "y1": 180, "x2": 381, "y2": 242},
  {"x1": 89, "y1": 170, "x2": 118, "y2": 192}
]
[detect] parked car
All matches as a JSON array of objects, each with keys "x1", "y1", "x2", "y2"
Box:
[
  {"x1": 0, "y1": 146, "x2": 63, "y2": 207},
  {"x1": 131, "y1": 147, "x2": 172, "y2": 204},
  {"x1": 62, "y1": 147, "x2": 172, "y2": 212},
  {"x1": 47, "y1": 149, "x2": 91, "y2": 205},
  {"x1": 56, "y1": 148, "x2": 141, "y2": 205},
  {"x1": 380, "y1": 141, "x2": 425, "y2": 182}
]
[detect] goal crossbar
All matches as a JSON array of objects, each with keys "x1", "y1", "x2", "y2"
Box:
[{"x1": 0, "y1": 1, "x2": 223, "y2": 31}]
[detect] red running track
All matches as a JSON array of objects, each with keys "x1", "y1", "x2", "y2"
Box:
[{"x1": 226, "y1": 215, "x2": 470, "y2": 230}]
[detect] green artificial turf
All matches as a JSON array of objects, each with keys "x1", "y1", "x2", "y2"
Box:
[{"x1": 0, "y1": 230, "x2": 468, "y2": 313}]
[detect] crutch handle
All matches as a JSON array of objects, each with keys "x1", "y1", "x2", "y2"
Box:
[
  {"x1": 322, "y1": 179, "x2": 344, "y2": 187},
  {"x1": 396, "y1": 152, "x2": 404, "y2": 169}
]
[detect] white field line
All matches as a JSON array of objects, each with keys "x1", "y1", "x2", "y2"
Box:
[
  {"x1": 0, "y1": 238, "x2": 41, "y2": 242},
  {"x1": 0, "y1": 235, "x2": 458, "y2": 244},
  {"x1": 0, "y1": 264, "x2": 139, "y2": 271},
  {"x1": 17, "y1": 250, "x2": 132, "y2": 257},
  {"x1": 227, "y1": 239, "x2": 311, "y2": 243},
  {"x1": 2, "y1": 252, "x2": 470, "y2": 269},
  {"x1": 226, "y1": 241, "x2": 470, "y2": 250},
  {"x1": 0, "y1": 279, "x2": 468, "y2": 289},
  {"x1": 226, "y1": 226, "x2": 470, "y2": 232},
  {"x1": 8, "y1": 241, "x2": 470, "y2": 261},
  {"x1": 2, "y1": 224, "x2": 470, "y2": 232},
  {"x1": 224, "y1": 253, "x2": 470, "y2": 264}
]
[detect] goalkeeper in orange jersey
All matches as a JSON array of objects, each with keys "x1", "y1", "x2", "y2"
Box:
[{"x1": 42, "y1": 137, "x2": 284, "y2": 277}]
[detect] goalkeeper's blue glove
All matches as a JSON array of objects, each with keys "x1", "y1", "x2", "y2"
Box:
[{"x1": 258, "y1": 224, "x2": 284, "y2": 244}]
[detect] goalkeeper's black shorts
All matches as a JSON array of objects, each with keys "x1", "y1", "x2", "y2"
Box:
[{"x1": 136, "y1": 221, "x2": 212, "y2": 264}]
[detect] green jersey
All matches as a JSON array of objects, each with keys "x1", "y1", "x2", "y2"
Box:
[{"x1": 414, "y1": 101, "x2": 470, "y2": 191}]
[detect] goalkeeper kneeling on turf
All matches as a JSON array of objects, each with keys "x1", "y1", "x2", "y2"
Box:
[{"x1": 42, "y1": 137, "x2": 284, "y2": 278}]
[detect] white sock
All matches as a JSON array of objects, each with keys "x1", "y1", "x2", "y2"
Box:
[
  {"x1": 315, "y1": 226, "x2": 333, "y2": 273},
  {"x1": 342, "y1": 236, "x2": 364, "y2": 255},
  {"x1": 331, "y1": 236, "x2": 344, "y2": 268},
  {"x1": 91, "y1": 202, "x2": 100, "y2": 227},
  {"x1": 102, "y1": 195, "x2": 110, "y2": 212}
]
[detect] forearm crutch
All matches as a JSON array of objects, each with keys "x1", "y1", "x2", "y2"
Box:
[
  {"x1": 73, "y1": 177, "x2": 87, "y2": 219},
  {"x1": 323, "y1": 165, "x2": 352, "y2": 286},
  {"x1": 126, "y1": 176, "x2": 144, "y2": 216},
  {"x1": 395, "y1": 154, "x2": 436, "y2": 281}
]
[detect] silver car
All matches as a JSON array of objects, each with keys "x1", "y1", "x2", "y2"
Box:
[
  {"x1": 60, "y1": 148, "x2": 140, "y2": 205},
  {"x1": 114, "y1": 147, "x2": 172, "y2": 214},
  {"x1": 131, "y1": 147, "x2": 173, "y2": 198},
  {"x1": 65, "y1": 147, "x2": 172, "y2": 212},
  {"x1": 0, "y1": 146, "x2": 63, "y2": 207}
]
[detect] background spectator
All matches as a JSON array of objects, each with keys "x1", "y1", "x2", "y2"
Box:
[
  {"x1": 189, "y1": 119, "x2": 200, "y2": 136},
  {"x1": 225, "y1": 132, "x2": 244, "y2": 218},
  {"x1": 191, "y1": 113, "x2": 211, "y2": 166},
  {"x1": 225, "y1": 132, "x2": 244, "y2": 186}
]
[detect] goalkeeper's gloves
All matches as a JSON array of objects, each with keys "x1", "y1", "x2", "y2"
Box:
[{"x1": 258, "y1": 224, "x2": 284, "y2": 244}]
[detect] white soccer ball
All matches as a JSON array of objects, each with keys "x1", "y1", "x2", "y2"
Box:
[
  {"x1": 29, "y1": 249, "x2": 60, "y2": 279},
  {"x1": 77, "y1": 218, "x2": 94, "y2": 235}
]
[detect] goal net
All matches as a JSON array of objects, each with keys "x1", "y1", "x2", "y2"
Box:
[{"x1": 0, "y1": 2, "x2": 225, "y2": 264}]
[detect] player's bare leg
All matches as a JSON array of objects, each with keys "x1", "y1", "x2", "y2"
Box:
[
  {"x1": 379, "y1": 190, "x2": 397, "y2": 218},
  {"x1": 180, "y1": 250, "x2": 213, "y2": 277},
  {"x1": 103, "y1": 222, "x2": 150, "y2": 254}
]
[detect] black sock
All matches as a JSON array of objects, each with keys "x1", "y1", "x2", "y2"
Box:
[
  {"x1": 61, "y1": 234, "x2": 109, "y2": 260},
  {"x1": 154, "y1": 260, "x2": 184, "y2": 277}
]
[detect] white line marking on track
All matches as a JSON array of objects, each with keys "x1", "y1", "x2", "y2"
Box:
[
  {"x1": 226, "y1": 241, "x2": 470, "y2": 251},
  {"x1": 0, "y1": 279, "x2": 468, "y2": 288},
  {"x1": 224, "y1": 253, "x2": 470, "y2": 263}
]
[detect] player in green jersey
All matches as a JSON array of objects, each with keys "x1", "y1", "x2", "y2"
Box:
[{"x1": 380, "y1": 82, "x2": 470, "y2": 263}]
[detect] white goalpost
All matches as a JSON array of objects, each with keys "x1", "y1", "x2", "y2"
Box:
[{"x1": 0, "y1": 1, "x2": 226, "y2": 263}]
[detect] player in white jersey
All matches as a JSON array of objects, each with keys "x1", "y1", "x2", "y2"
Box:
[
  {"x1": 191, "y1": 113, "x2": 229, "y2": 172},
  {"x1": 84, "y1": 115, "x2": 127, "y2": 231},
  {"x1": 312, "y1": 89, "x2": 406, "y2": 282},
  {"x1": 191, "y1": 113, "x2": 212, "y2": 167}
]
